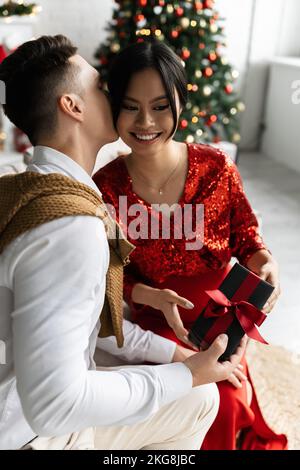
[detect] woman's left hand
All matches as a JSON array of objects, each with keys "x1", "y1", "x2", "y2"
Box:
[
  {"x1": 227, "y1": 363, "x2": 248, "y2": 388},
  {"x1": 246, "y1": 249, "x2": 281, "y2": 314}
]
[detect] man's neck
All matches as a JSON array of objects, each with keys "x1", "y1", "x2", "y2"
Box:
[{"x1": 37, "y1": 139, "x2": 98, "y2": 176}]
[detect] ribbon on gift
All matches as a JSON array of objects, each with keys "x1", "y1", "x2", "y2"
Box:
[{"x1": 203, "y1": 289, "x2": 268, "y2": 344}]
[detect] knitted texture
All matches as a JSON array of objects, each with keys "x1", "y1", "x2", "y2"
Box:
[{"x1": 0, "y1": 171, "x2": 135, "y2": 347}]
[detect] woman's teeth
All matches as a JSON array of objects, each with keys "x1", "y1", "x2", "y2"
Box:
[{"x1": 133, "y1": 133, "x2": 160, "y2": 141}]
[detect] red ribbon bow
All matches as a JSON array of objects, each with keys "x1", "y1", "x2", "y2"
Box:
[{"x1": 204, "y1": 289, "x2": 268, "y2": 344}]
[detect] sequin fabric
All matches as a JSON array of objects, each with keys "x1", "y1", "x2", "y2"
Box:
[{"x1": 93, "y1": 144, "x2": 266, "y2": 304}]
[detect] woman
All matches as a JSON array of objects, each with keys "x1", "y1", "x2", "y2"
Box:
[{"x1": 93, "y1": 40, "x2": 287, "y2": 450}]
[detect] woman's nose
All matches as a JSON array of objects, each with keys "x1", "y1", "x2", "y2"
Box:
[{"x1": 135, "y1": 109, "x2": 154, "y2": 127}]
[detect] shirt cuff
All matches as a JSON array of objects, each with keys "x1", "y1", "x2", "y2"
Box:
[
  {"x1": 144, "y1": 332, "x2": 177, "y2": 364},
  {"x1": 155, "y1": 362, "x2": 193, "y2": 407}
]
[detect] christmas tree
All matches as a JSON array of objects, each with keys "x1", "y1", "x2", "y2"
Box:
[{"x1": 95, "y1": 0, "x2": 244, "y2": 144}]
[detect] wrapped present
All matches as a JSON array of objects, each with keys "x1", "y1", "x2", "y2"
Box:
[{"x1": 188, "y1": 262, "x2": 274, "y2": 361}]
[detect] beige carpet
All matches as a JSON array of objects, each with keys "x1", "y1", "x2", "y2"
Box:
[{"x1": 246, "y1": 341, "x2": 300, "y2": 450}]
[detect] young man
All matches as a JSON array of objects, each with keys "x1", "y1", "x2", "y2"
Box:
[{"x1": 0, "y1": 35, "x2": 246, "y2": 450}]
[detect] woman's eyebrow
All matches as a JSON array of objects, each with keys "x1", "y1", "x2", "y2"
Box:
[{"x1": 124, "y1": 95, "x2": 168, "y2": 103}]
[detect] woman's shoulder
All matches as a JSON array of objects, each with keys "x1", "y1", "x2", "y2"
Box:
[
  {"x1": 93, "y1": 155, "x2": 124, "y2": 182},
  {"x1": 93, "y1": 156, "x2": 129, "y2": 202},
  {"x1": 188, "y1": 142, "x2": 234, "y2": 172}
]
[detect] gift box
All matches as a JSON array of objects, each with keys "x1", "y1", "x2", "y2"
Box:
[{"x1": 188, "y1": 262, "x2": 274, "y2": 361}]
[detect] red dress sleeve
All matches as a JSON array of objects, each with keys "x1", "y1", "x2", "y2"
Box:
[{"x1": 227, "y1": 157, "x2": 267, "y2": 265}]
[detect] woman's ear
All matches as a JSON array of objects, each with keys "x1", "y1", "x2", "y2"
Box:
[{"x1": 58, "y1": 93, "x2": 84, "y2": 123}]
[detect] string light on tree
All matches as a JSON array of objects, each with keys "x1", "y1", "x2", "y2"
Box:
[
  {"x1": 203, "y1": 85, "x2": 212, "y2": 96},
  {"x1": 181, "y1": 18, "x2": 190, "y2": 28}
]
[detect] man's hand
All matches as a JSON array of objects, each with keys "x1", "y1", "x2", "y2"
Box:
[
  {"x1": 246, "y1": 249, "x2": 281, "y2": 314},
  {"x1": 184, "y1": 334, "x2": 248, "y2": 387}
]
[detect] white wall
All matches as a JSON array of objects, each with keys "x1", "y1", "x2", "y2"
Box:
[
  {"x1": 33, "y1": 0, "x2": 113, "y2": 64},
  {"x1": 262, "y1": 59, "x2": 300, "y2": 173},
  {"x1": 22, "y1": 0, "x2": 300, "y2": 150},
  {"x1": 215, "y1": 0, "x2": 300, "y2": 149}
]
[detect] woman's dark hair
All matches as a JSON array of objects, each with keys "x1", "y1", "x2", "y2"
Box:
[
  {"x1": 107, "y1": 40, "x2": 188, "y2": 138},
  {"x1": 0, "y1": 35, "x2": 78, "y2": 145}
]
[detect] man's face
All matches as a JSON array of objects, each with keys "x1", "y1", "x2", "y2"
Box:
[{"x1": 70, "y1": 55, "x2": 118, "y2": 148}]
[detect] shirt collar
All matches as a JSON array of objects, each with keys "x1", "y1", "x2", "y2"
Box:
[{"x1": 28, "y1": 145, "x2": 101, "y2": 196}]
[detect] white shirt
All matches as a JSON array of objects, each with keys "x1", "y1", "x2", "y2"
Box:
[{"x1": 0, "y1": 146, "x2": 192, "y2": 450}]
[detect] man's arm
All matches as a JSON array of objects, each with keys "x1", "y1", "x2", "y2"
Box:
[{"x1": 11, "y1": 216, "x2": 192, "y2": 436}]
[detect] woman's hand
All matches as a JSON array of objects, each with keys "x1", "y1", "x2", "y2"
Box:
[
  {"x1": 151, "y1": 289, "x2": 198, "y2": 350},
  {"x1": 131, "y1": 284, "x2": 198, "y2": 349},
  {"x1": 227, "y1": 363, "x2": 248, "y2": 388},
  {"x1": 246, "y1": 249, "x2": 281, "y2": 314}
]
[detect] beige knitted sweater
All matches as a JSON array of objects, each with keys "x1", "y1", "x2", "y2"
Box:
[{"x1": 0, "y1": 171, "x2": 135, "y2": 347}]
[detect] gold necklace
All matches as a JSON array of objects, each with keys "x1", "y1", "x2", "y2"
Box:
[{"x1": 130, "y1": 154, "x2": 181, "y2": 196}]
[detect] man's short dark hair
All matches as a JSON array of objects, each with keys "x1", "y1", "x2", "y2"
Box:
[{"x1": 0, "y1": 35, "x2": 79, "y2": 145}]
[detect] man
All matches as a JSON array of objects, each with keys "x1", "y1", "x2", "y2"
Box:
[{"x1": 0, "y1": 35, "x2": 246, "y2": 450}]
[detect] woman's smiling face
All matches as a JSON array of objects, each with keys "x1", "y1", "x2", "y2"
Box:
[{"x1": 116, "y1": 67, "x2": 181, "y2": 154}]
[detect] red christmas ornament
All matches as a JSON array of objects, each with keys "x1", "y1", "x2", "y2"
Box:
[
  {"x1": 13, "y1": 127, "x2": 31, "y2": 154},
  {"x1": 181, "y1": 49, "x2": 191, "y2": 60},
  {"x1": 208, "y1": 51, "x2": 217, "y2": 61},
  {"x1": 225, "y1": 84, "x2": 233, "y2": 94},
  {"x1": 180, "y1": 119, "x2": 188, "y2": 129},
  {"x1": 171, "y1": 30, "x2": 179, "y2": 39},
  {"x1": 138, "y1": 0, "x2": 147, "y2": 6},
  {"x1": 203, "y1": 0, "x2": 214, "y2": 8},
  {"x1": 204, "y1": 67, "x2": 213, "y2": 77},
  {"x1": 159, "y1": 0, "x2": 165, "y2": 5},
  {"x1": 175, "y1": 7, "x2": 184, "y2": 17},
  {"x1": 195, "y1": 1, "x2": 203, "y2": 10},
  {"x1": 100, "y1": 56, "x2": 108, "y2": 65},
  {"x1": 207, "y1": 115, "x2": 217, "y2": 126},
  {"x1": 137, "y1": 38, "x2": 144, "y2": 43},
  {"x1": 199, "y1": 43, "x2": 205, "y2": 50},
  {"x1": 134, "y1": 14, "x2": 145, "y2": 23}
]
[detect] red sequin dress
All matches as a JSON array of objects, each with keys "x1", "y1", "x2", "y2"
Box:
[{"x1": 93, "y1": 143, "x2": 287, "y2": 450}]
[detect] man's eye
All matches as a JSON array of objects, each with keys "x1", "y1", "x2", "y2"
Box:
[{"x1": 154, "y1": 104, "x2": 170, "y2": 111}]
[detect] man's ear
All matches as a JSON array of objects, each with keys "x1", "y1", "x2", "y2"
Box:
[{"x1": 58, "y1": 93, "x2": 84, "y2": 123}]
